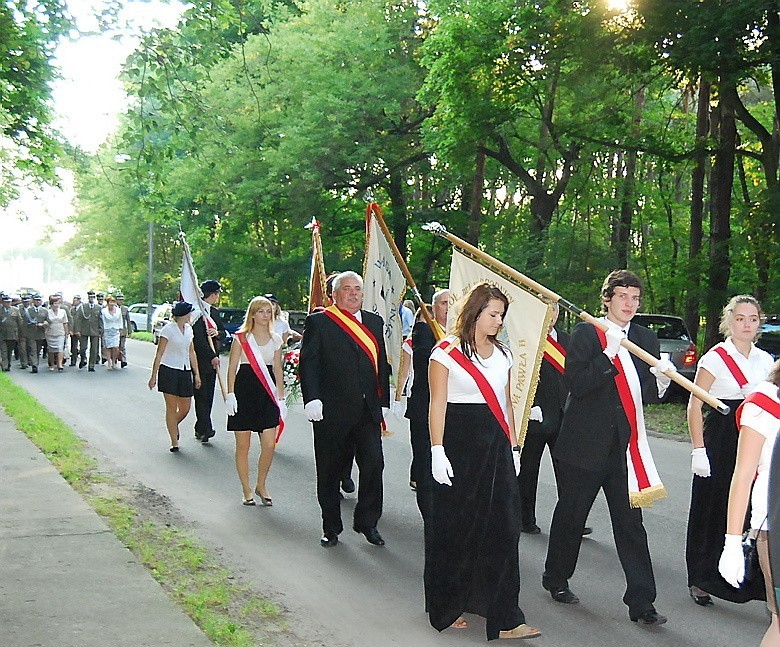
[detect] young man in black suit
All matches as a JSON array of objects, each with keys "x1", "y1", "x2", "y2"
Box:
[
  {"x1": 542, "y1": 270, "x2": 674, "y2": 626},
  {"x1": 299, "y1": 271, "x2": 391, "y2": 548}
]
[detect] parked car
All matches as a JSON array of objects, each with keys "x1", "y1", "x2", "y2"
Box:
[
  {"x1": 127, "y1": 303, "x2": 162, "y2": 333},
  {"x1": 287, "y1": 310, "x2": 307, "y2": 334},
  {"x1": 152, "y1": 304, "x2": 173, "y2": 344},
  {"x1": 218, "y1": 307, "x2": 246, "y2": 350},
  {"x1": 632, "y1": 313, "x2": 698, "y2": 402},
  {"x1": 756, "y1": 315, "x2": 780, "y2": 360}
]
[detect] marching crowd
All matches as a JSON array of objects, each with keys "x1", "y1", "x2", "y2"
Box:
[
  {"x1": 0, "y1": 290, "x2": 133, "y2": 373},
  {"x1": 6, "y1": 270, "x2": 779, "y2": 644}
]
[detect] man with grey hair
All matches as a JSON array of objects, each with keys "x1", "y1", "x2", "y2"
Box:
[
  {"x1": 394, "y1": 288, "x2": 448, "y2": 520},
  {"x1": 299, "y1": 270, "x2": 391, "y2": 547}
]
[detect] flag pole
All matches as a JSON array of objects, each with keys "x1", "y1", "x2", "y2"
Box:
[
  {"x1": 367, "y1": 203, "x2": 444, "y2": 341},
  {"x1": 423, "y1": 221, "x2": 729, "y2": 415},
  {"x1": 305, "y1": 218, "x2": 328, "y2": 312}
]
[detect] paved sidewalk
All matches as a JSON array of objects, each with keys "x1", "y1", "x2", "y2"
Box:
[{"x1": 0, "y1": 411, "x2": 212, "y2": 647}]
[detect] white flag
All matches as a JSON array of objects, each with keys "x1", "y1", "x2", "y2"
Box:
[
  {"x1": 448, "y1": 248, "x2": 551, "y2": 446},
  {"x1": 179, "y1": 234, "x2": 214, "y2": 329},
  {"x1": 362, "y1": 208, "x2": 407, "y2": 377}
]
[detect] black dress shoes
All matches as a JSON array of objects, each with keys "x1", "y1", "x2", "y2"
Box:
[
  {"x1": 341, "y1": 476, "x2": 355, "y2": 493},
  {"x1": 354, "y1": 526, "x2": 385, "y2": 546},
  {"x1": 689, "y1": 587, "x2": 713, "y2": 606},
  {"x1": 522, "y1": 523, "x2": 542, "y2": 535},
  {"x1": 631, "y1": 610, "x2": 667, "y2": 625},
  {"x1": 547, "y1": 586, "x2": 579, "y2": 604},
  {"x1": 320, "y1": 533, "x2": 339, "y2": 548},
  {"x1": 582, "y1": 526, "x2": 593, "y2": 536}
]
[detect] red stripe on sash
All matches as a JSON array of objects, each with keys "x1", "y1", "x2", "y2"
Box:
[
  {"x1": 713, "y1": 345, "x2": 749, "y2": 387},
  {"x1": 544, "y1": 334, "x2": 566, "y2": 374},
  {"x1": 236, "y1": 332, "x2": 285, "y2": 442},
  {"x1": 595, "y1": 326, "x2": 651, "y2": 491},
  {"x1": 736, "y1": 392, "x2": 780, "y2": 428},
  {"x1": 437, "y1": 340, "x2": 511, "y2": 442}
]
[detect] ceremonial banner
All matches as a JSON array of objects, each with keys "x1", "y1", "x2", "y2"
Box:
[
  {"x1": 362, "y1": 205, "x2": 406, "y2": 376},
  {"x1": 306, "y1": 218, "x2": 328, "y2": 312},
  {"x1": 179, "y1": 234, "x2": 215, "y2": 329},
  {"x1": 447, "y1": 248, "x2": 551, "y2": 446}
]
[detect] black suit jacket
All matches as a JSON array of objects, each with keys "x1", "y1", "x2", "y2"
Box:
[
  {"x1": 405, "y1": 321, "x2": 438, "y2": 422},
  {"x1": 527, "y1": 329, "x2": 570, "y2": 437},
  {"x1": 552, "y1": 321, "x2": 660, "y2": 473},
  {"x1": 193, "y1": 307, "x2": 226, "y2": 374},
  {"x1": 299, "y1": 309, "x2": 391, "y2": 428}
]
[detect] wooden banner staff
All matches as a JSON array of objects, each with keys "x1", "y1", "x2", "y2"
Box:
[
  {"x1": 367, "y1": 203, "x2": 444, "y2": 341},
  {"x1": 422, "y1": 221, "x2": 730, "y2": 415}
]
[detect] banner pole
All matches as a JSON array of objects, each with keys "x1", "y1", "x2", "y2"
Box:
[{"x1": 423, "y1": 221, "x2": 729, "y2": 415}]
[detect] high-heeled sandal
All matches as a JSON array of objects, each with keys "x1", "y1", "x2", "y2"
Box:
[{"x1": 255, "y1": 488, "x2": 273, "y2": 506}]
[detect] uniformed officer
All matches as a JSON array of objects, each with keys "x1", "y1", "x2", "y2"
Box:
[
  {"x1": 116, "y1": 293, "x2": 132, "y2": 368},
  {"x1": 0, "y1": 294, "x2": 22, "y2": 371},
  {"x1": 16, "y1": 295, "x2": 32, "y2": 369},
  {"x1": 76, "y1": 290, "x2": 103, "y2": 371},
  {"x1": 22, "y1": 293, "x2": 48, "y2": 373},
  {"x1": 68, "y1": 295, "x2": 82, "y2": 366},
  {"x1": 96, "y1": 292, "x2": 108, "y2": 364}
]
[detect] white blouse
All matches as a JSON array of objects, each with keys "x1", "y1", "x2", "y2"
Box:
[
  {"x1": 430, "y1": 335, "x2": 513, "y2": 412},
  {"x1": 159, "y1": 322, "x2": 194, "y2": 370},
  {"x1": 698, "y1": 337, "x2": 774, "y2": 400},
  {"x1": 238, "y1": 332, "x2": 283, "y2": 365},
  {"x1": 101, "y1": 307, "x2": 123, "y2": 331}
]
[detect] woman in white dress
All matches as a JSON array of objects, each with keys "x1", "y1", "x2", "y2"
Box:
[
  {"x1": 44, "y1": 297, "x2": 69, "y2": 372},
  {"x1": 101, "y1": 296, "x2": 123, "y2": 370},
  {"x1": 226, "y1": 296, "x2": 286, "y2": 506}
]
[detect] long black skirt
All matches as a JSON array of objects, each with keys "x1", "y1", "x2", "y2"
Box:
[
  {"x1": 686, "y1": 400, "x2": 765, "y2": 602},
  {"x1": 227, "y1": 364, "x2": 280, "y2": 432},
  {"x1": 424, "y1": 403, "x2": 525, "y2": 640}
]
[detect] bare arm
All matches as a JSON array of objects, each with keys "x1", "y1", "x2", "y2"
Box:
[
  {"x1": 226, "y1": 338, "x2": 242, "y2": 393},
  {"x1": 428, "y1": 359, "x2": 449, "y2": 446},
  {"x1": 725, "y1": 426, "x2": 765, "y2": 534},
  {"x1": 189, "y1": 341, "x2": 201, "y2": 389},
  {"x1": 273, "y1": 347, "x2": 284, "y2": 400},
  {"x1": 687, "y1": 367, "x2": 716, "y2": 449},
  {"x1": 148, "y1": 337, "x2": 168, "y2": 389}
]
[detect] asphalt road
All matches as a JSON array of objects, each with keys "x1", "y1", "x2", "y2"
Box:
[{"x1": 9, "y1": 339, "x2": 770, "y2": 646}]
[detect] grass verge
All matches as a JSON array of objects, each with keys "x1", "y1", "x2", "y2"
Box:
[
  {"x1": 131, "y1": 331, "x2": 154, "y2": 342},
  {"x1": 644, "y1": 401, "x2": 688, "y2": 436},
  {"x1": 0, "y1": 373, "x2": 294, "y2": 646}
]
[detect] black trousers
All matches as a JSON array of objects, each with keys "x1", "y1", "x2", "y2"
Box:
[
  {"x1": 194, "y1": 368, "x2": 217, "y2": 439},
  {"x1": 543, "y1": 437, "x2": 656, "y2": 618},
  {"x1": 517, "y1": 431, "x2": 559, "y2": 529},
  {"x1": 409, "y1": 412, "x2": 432, "y2": 520},
  {"x1": 313, "y1": 402, "x2": 384, "y2": 536}
]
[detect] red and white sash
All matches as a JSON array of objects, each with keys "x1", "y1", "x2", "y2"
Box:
[
  {"x1": 543, "y1": 334, "x2": 566, "y2": 374},
  {"x1": 324, "y1": 305, "x2": 381, "y2": 389},
  {"x1": 595, "y1": 325, "x2": 666, "y2": 508},
  {"x1": 236, "y1": 332, "x2": 285, "y2": 442},
  {"x1": 436, "y1": 338, "x2": 511, "y2": 443},
  {"x1": 736, "y1": 391, "x2": 780, "y2": 428},
  {"x1": 712, "y1": 344, "x2": 749, "y2": 387}
]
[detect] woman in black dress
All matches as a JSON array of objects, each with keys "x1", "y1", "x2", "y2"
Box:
[
  {"x1": 425, "y1": 283, "x2": 540, "y2": 641},
  {"x1": 225, "y1": 296, "x2": 286, "y2": 506}
]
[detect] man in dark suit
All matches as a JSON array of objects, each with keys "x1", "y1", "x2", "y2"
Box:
[
  {"x1": 542, "y1": 270, "x2": 674, "y2": 626},
  {"x1": 192, "y1": 279, "x2": 227, "y2": 443},
  {"x1": 518, "y1": 302, "x2": 571, "y2": 534},
  {"x1": 299, "y1": 271, "x2": 391, "y2": 548}
]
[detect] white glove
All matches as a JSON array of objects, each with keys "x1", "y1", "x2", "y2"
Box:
[
  {"x1": 226, "y1": 393, "x2": 238, "y2": 416},
  {"x1": 391, "y1": 399, "x2": 406, "y2": 417},
  {"x1": 382, "y1": 406, "x2": 390, "y2": 420},
  {"x1": 277, "y1": 398, "x2": 288, "y2": 421},
  {"x1": 431, "y1": 445, "x2": 454, "y2": 486},
  {"x1": 718, "y1": 534, "x2": 745, "y2": 587},
  {"x1": 603, "y1": 326, "x2": 623, "y2": 359},
  {"x1": 741, "y1": 384, "x2": 755, "y2": 397},
  {"x1": 513, "y1": 450, "x2": 521, "y2": 476},
  {"x1": 529, "y1": 406, "x2": 543, "y2": 423},
  {"x1": 304, "y1": 399, "x2": 323, "y2": 422},
  {"x1": 650, "y1": 357, "x2": 676, "y2": 383},
  {"x1": 691, "y1": 447, "x2": 711, "y2": 477}
]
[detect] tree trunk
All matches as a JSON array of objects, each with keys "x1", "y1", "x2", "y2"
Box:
[
  {"x1": 386, "y1": 169, "x2": 408, "y2": 256},
  {"x1": 685, "y1": 78, "x2": 709, "y2": 346},
  {"x1": 704, "y1": 85, "x2": 736, "y2": 352},
  {"x1": 466, "y1": 150, "x2": 486, "y2": 246}
]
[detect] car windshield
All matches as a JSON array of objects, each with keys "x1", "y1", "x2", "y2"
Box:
[{"x1": 633, "y1": 315, "x2": 691, "y2": 341}]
